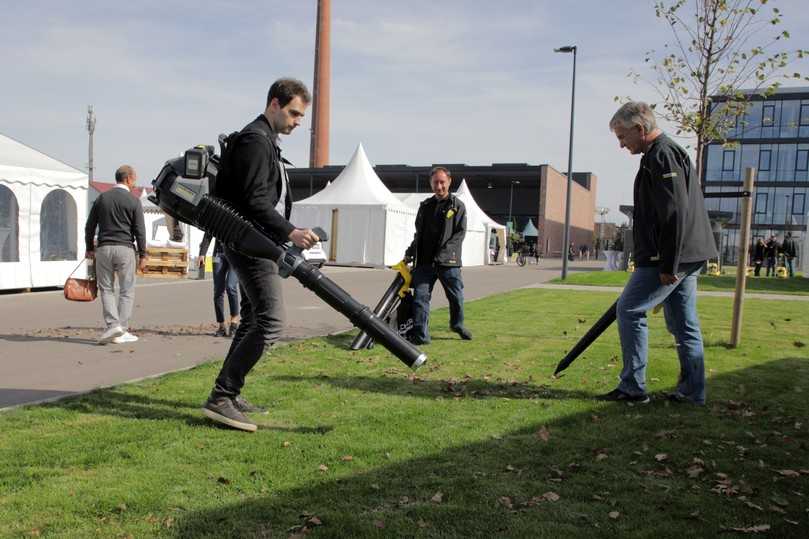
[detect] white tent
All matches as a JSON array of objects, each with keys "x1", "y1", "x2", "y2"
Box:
[
  {"x1": 0, "y1": 134, "x2": 88, "y2": 290},
  {"x1": 291, "y1": 144, "x2": 416, "y2": 266},
  {"x1": 454, "y1": 179, "x2": 508, "y2": 265}
]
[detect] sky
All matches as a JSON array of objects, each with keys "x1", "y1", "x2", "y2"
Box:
[{"x1": 2, "y1": 0, "x2": 808, "y2": 224}]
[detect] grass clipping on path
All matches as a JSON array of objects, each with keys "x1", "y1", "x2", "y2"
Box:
[{"x1": 1, "y1": 289, "x2": 808, "y2": 538}]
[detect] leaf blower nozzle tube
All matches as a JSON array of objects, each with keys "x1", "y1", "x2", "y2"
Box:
[{"x1": 151, "y1": 158, "x2": 426, "y2": 370}]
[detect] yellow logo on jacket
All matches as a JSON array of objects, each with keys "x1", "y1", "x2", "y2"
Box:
[{"x1": 446, "y1": 209, "x2": 455, "y2": 219}]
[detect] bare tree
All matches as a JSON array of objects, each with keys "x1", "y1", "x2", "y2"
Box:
[{"x1": 627, "y1": 0, "x2": 808, "y2": 183}]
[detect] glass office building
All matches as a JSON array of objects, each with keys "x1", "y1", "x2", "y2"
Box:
[{"x1": 703, "y1": 87, "x2": 809, "y2": 264}]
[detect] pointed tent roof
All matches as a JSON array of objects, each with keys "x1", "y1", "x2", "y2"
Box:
[
  {"x1": 455, "y1": 179, "x2": 506, "y2": 229},
  {"x1": 295, "y1": 144, "x2": 409, "y2": 209},
  {"x1": 522, "y1": 218, "x2": 539, "y2": 237},
  {"x1": 0, "y1": 133, "x2": 87, "y2": 188}
]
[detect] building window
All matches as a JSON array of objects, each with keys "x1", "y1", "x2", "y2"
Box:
[
  {"x1": 0, "y1": 185, "x2": 20, "y2": 262},
  {"x1": 801, "y1": 104, "x2": 809, "y2": 126},
  {"x1": 797, "y1": 150, "x2": 809, "y2": 172},
  {"x1": 40, "y1": 189, "x2": 77, "y2": 261},
  {"x1": 794, "y1": 193, "x2": 806, "y2": 215},
  {"x1": 758, "y1": 149, "x2": 771, "y2": 172},
  {"x1": 755, "y1": 192, "x2": 768, "y2": 214},
  {"x1": 722, "y1": 150, "x2": 735, "y2": 171},
  {"x1": 762, "y1": 104, "x2": 775, "y2": 126}
]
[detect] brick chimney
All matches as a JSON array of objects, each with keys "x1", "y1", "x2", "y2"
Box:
[{"x1": 309, "y1": 0, "x2": 331, "y2": 168}]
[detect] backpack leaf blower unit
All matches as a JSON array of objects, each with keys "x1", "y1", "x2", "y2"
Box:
[{"x1": 149, "y1": 146, "x2": 426, "y2": 370}]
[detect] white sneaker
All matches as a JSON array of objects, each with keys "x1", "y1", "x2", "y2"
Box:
[
  {"x1": 98, "y1": 325, "x2": 125, "y2": 344},
  {"x1": 112, "y1": 332, "x2": 139, "y2": 344}
]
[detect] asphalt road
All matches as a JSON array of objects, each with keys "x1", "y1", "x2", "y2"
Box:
[{"x1": 0, "y1": 260, "x2": 599, "y2": 409}]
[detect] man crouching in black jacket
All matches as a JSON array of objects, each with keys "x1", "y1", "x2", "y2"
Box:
[
  {"x1": 405, "y1": 167, "x2": 472, "y2": 345},
  {"x1": 202, "y1": 78, "x2": 319, "y2": 432}
]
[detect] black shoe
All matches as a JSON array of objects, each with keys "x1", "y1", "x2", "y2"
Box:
[
  {"x1": 665, "y1": 391, "x2": 704, "y2": 406},
  {"x1": 407, "y1": 334, "x2": 431, "y2": 345},
  {"x1": 229, "y1": 322, "x2": 239, "y2": 337},
  {"x1": 596, "y1": 388, "x2": 650, "y2": 404},
  {"x1": 202, "y1": 396, "x2": 257, "y2": 432},
  {"x1": 452, "y1": 326, "x2": 473, "y2": 340},
  {"x1": 233, "y1": 394, "x2": 267, "y2": 414},
  {"x1": 214, "y1": 326, "x2": 228, "y2": 338}
]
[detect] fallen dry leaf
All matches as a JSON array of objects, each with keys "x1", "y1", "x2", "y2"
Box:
[
  {"x1": 431, "y1": 492, "x2": 443, "y2": 504},
  {"x1": 608, "y1": 511, "x2": 620, "y2": 520},
  {"x1": 686, "y1": 465, "x2": 705, "y2": 478},
  {"x1": 308, "y1": 516, "x2": 322, "y2": 526},
  {"x1": 417, "y1": 519, "x2": 428, "y2": 528},
  {"x1": 743, "y1": 501, "x2": 764, "y2": 511},
  {"x1": 722, "y1": 524, "x2": 770, "y2": 534},
  {"x1": 318, "y1": 464, "x2": 328, "y2": 472},
  {"x1": 654, "y1": 453, "x2": 669, "y2": 462},
  {"x1": 543, "y1": 492, "x2": 560, "y2": 502},
  {"x1": 498, "y1": 496, "x2": 514, "y2": 509},
  {"x1": 340, "y1": 455, "x2": 353, "y2": 462},
  {"x1": 282, "y1": 441, "x2": 291, "y2": 448},
  {"x1": 777, "y1": 469, "x2": 800, "y2": 478},
  {"x1": 536, "y1": 426, "x2": 550, "y2": 442}
]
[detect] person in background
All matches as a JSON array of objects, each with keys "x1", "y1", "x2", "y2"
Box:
[
  {"x1": 404, "y1": 166, "x2": 471, "y2": 344},
  {"x1": 781, "y1": 232, "x2": 797, "y2": 277},
  {"x1": 198, "y1": 232, "x2": 240, "y2": 337},
  {"x1": 84, "y1": 165, "x2": 148, "y2": 344},
  {"x1": 764, "y1": 235, "x2": 778, "y2": 277},
  {"x1": 751, "y1": 237, "x2": 765, "y2": 277}
]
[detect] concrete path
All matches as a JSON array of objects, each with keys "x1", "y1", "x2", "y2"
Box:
[
  {"x1": 0, "y1": 259, "x2": 600, "y2": 409},
  {"x1": 528, "y1": 283, "x2": 809, "y2": 302}
]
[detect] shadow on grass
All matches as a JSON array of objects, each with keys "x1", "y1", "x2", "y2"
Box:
[
  {"x1": 46, "y1": 390, "x2": 334, "y2": 435},
  {"x1": 169, "y1": 357, "x2": 809, "y2": 538},
  {"x1": 274, "y1": 374, "x2": 592, "y2": 401}
]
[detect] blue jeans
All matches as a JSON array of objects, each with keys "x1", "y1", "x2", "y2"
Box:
[
  {"x1": 616, "y1": 261, "x2": 706, "y2": 404},
  {"x1": 785, "y1": 257, "x2": 794, "y2": 277},
  {"x1": 212, "y1": 253, "x2": 240, "y2": 323},
  {"x1": 411, "y1": 265, "x2": 465, "y2": 342}
]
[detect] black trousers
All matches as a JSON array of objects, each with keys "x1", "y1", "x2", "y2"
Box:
[{"x1": 212, "y1": 246, "x2": 284, "y2": 398}]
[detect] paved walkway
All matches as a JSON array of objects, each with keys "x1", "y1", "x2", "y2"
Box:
[
  {"x1": 528, "y1": 283, "x2": 809, "y2": 302},
  {"x1": 0, "y1": 259, "x2": 599, "y2": 409}
]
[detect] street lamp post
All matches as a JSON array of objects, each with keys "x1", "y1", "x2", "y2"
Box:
[
  {"x1": 508, "y1": 180, "x2": 520, "y2": 230},
  {"x1": 596, "y1": 206, "x2": 609, "y2": 259},
  {"x1": 555, "y1": 44, "x2": 577, "y2": 279}
]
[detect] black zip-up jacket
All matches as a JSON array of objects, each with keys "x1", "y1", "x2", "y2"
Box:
[
  {"x1": 782, "y1": 237, "x2": 797, "y2": 258},
  {"x1": 752, "y1": 242, "x2": 765, "y2": 262},
  {"x1": 633, "y1": 134, "x2": 717, "y2": 274},
  {"x1": 405, "y1": 194, "x2": 466, "y2": 267},
  {"x1": 85, "y1": 186, "x2": 147, "y2": 257},
  {"x1": 216, "y1": 115, "x2": 295, "y2": 242}
]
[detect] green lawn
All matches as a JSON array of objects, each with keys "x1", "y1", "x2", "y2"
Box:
[
  {"x1": 552, "y1": 270, "x2": 809, "y2": 295},
  {"x1": 1, "y1": 289, "x2": 808, "y2": 538}
]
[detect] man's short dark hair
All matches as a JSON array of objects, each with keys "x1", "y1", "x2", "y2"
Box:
[
  {"x1": 267, "y1": 78, "x2": 312, "y2": 108},
  {"x1": 115, "y1": 165, "x2": 135, "y2": 183},
  {"x1": 430, "y1": 166, "x2": 452, "y2": 179}
]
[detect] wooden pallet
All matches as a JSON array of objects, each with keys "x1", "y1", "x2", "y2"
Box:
[{"x1": 138, "y1": 247, "x2": 189, "y2": 278}]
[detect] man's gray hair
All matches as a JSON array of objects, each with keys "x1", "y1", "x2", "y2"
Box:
[
  {"x1": 609, "y1": 101, "x2": 657, "y2": 132},
  {"x1": 115, "y1": 165, "x2": 135, "y2": 183},
  {"x1": 429, "y1": 166, "x2": 452, "y2": 179}
]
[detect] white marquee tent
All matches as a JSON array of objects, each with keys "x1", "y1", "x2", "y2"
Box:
[
  {"x1": 454, "y1": 179, "x2": 508, "y2": 265},
  {"x1": 0, "y1": 134, "x2": 88, "y2": 290},
  {"x1": 291, "y1": 144, "x2": 416, "y2": 266}
]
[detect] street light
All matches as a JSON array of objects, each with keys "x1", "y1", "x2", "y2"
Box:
[
  {"x1": 595, "y1": 206, "x2": 609, "y2": 258},
  {"x1": 555, "y1": 44, "x2": 577, "y2": 279},
  {"x1": 508, "y1": 180, "x2": 520, "y2": 231}
]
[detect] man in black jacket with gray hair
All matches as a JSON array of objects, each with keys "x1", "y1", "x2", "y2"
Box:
[
  {"x1": 601, "y1": 101, "x2": 717, "y2": 405},
  {"x1": 405, "y1": 166, "x2": 471, "y2": 345}
]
